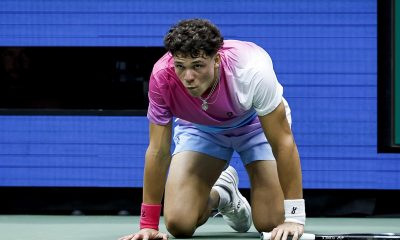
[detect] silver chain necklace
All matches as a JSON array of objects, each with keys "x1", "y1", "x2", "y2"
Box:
[{"x1": 199, "y1": 72, "x2": 220, "y2": 111}]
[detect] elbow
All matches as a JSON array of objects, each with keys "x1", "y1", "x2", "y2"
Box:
[
  {"x1": 146, "y1": 145, "x2": 171, "y2": 161},
  {"x1": 271, "y1": 136, "x2": 297, "y2": 159}
]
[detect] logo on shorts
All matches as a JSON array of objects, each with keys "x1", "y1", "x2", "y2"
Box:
[{"x1": 174, "y1": 136, "x2": 180, "y2": 144}]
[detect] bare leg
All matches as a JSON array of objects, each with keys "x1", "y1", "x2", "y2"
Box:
[
  {"x1": 164, "y1": 151, "x2": 226, "y2": 238},
  {"x1": 246, "y1": 160, "x2": 285, "y2": 232}
]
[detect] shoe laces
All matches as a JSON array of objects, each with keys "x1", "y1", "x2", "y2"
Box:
[{"x1": 213, "y1": 200, "x2": 241, "y2": 218}]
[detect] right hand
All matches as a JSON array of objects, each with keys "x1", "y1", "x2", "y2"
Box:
[{"x1": 118, "y1": 228, "x2": 169, "y2": 240}]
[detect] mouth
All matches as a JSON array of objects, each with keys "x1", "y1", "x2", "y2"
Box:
[{"x1": 185, "y1": 86, "x2": 202, "y2": 97}]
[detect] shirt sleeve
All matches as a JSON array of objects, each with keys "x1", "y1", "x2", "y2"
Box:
[
  {"x1": 250, "y1": 56, "x2": 283, "y2": 116},
  {"x1": 147, "y1": 70, "x2": 173, "y2": 125}
]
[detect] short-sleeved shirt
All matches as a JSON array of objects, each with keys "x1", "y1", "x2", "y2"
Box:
[{"x1": 147, "y1": 40, "x2": 286, "y2": 135}]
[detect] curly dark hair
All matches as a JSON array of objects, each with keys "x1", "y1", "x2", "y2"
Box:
[{"x1": 164, "y1": 19, "x2": 224, "y2": 58}]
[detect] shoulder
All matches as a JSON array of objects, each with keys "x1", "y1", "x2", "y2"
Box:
[
  {"x1": 220, "y1": 40, "x2": 273, "y2": 75},
  {"x1": 150, "y1": 52, "x2": 177, "y2": 88},
  {"x1": 220, "y1": 40, "x2": 274, "y2": 84},
  {"x1": 151, "y1": 51, "x2": 175, "y2": 78},
  {"x1": 221, "y1": 40, "x2": 272, "y2": 63}
]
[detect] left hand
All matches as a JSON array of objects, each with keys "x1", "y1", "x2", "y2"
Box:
[{"x1": 270, "y1": 222, "x2": 304, "y2": 240}]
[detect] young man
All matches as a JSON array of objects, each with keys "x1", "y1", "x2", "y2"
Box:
[{"x1": 120, "y1": 18, "x2": 305, "y2": 240}]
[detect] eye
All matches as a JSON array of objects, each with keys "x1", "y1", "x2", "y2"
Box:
[
  {"x1": 194, "y1": 64, "x2": 203, "y2": 69},
  {"x1": 175, "y1": 64, "x2": 184, "y2": 70}
]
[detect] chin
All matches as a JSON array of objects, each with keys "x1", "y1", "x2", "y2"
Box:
[
  {"x1": 187, "y1": 89, "x2": 201, "y2": 97},
  {"x1": 189, "y1": 92, "x2": 201, "y2": 97}
]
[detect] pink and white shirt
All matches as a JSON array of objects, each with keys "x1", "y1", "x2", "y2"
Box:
[{"x1": 147, "y1": 40, "x2": 289, "y2": 134}]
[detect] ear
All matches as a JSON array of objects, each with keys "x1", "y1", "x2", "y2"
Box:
[{"x1": 214, "y1": 54, "x2": 221, "y2": 68}]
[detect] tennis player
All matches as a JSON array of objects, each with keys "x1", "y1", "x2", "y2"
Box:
[{"x1": 119, "y1": 18, "x2": 305, "y2": 240}]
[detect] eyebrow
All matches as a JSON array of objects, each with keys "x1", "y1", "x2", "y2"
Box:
[{"x1": 174, "y1": 59, "x2": 205, "y2": 65}]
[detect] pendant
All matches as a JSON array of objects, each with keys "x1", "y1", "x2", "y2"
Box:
[{"x1": 201, "y1": 101, "x2": 208, "y2": 111}]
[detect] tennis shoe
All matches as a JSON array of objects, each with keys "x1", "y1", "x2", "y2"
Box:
[{"x1": 213, "y1": 166, "x2": 252, "y2": 232}]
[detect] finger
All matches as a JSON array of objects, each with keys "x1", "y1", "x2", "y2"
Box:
[
  {"x1": 143, "y1": 233, "x2": 150, "y2": 240},
  {"x1": 298, "y1": 225, "x2": 305, "y2": 236},
  {"x1": 282, "y1": 230, "x2": 289, "y2": 240},
  {"x1": 292, "y1": 230, "x2": 299, "y2": 240},
  {"x1": 274, "y1": 228, "x2": 284, "y2": 240},
  {"x1": 271, "y1": 228, "x2": 278, "y2": 240},
  {"x1": 158, "y1": 232, "x2": 169, "y2": 240},
  {"x1": 161, "y1": 233, "x2": 169, "y2": 240},
  {"x1": 132, "y1": 233, "x2": 142, "y2": 240}
]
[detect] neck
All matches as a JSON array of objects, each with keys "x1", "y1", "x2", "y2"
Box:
[
  {"x1": 201, "y1": 79, "x2": 216, "y2": 97},
  {"x1": 201, "y1": 68, "x2": 219, "y2": 98}
]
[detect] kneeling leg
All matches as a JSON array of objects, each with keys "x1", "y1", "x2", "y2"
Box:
[
  {"x1": 164, "y1": 151, "x2": 226, "y2": 238},
  {"x1": 246, "y1": 160, "x2": 285, "y2": 232}
]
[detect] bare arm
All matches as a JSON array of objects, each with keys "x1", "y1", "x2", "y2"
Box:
[
  {"x1": 143, "y1": 121, "x2": 172, "y2": 203},
  {"x1": 258, "y1": 101, "x2": 303, "y2": 199}
]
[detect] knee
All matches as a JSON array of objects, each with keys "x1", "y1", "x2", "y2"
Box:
[
  {"x1": 165, "y1": 214, "x2": 196, "y2": 238},
  {"x1": 253, "y1": 214, "x2": 284, "y2": 233},
  {"x1": 251, "y1": 203, "x2": 285, "y2": 233},
  {"x1": 254, "y1": 221, "x2": 279, "y2": 233}
]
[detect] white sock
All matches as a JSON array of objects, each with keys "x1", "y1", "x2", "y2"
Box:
[{"x1": 212, "y1": 186, "x2": 231, "y2": 210}]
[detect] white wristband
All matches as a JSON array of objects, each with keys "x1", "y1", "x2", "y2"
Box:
[{"x1": 284, "y1": 199, "x2": 306, "y2": 225}]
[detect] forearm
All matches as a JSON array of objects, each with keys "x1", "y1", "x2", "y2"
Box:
[
  {"x1": 143, "y1": 147, "x2": 171, "y2": 203},
  {"x1": 273, "y1": 136, "x2": 303, "y2": 199},
  {"x1": 259, "y1": 102, "x2": 304, "y2": 199}
]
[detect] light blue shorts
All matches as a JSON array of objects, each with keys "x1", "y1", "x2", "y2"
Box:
[{"x1": 172, "y1": 123, "x2": 275, "y2": 166}]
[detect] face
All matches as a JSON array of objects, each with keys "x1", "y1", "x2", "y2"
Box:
[{"x1": 173, "y1": 52, "x2": 220, "y2": 97}]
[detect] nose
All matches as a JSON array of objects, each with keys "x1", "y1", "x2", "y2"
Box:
[{"x1": 183, "y1": 69, "x2": 195, "y2": 84}]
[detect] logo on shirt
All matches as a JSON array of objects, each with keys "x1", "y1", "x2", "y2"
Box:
[{"x1": 226, "y1": 112, "x2": 233, "y2": 117}]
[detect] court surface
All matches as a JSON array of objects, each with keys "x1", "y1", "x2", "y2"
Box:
[{"x1": 1, "y1": 215, "x2": 399, "y2": 240}]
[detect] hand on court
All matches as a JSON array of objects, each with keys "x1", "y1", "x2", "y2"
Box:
[
  {"x1": 270, "y1": 222, "x2": 304, "y2": 240},
  {"x1": 118, "y1": 228, "x2": 169, "y2": 240}
]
